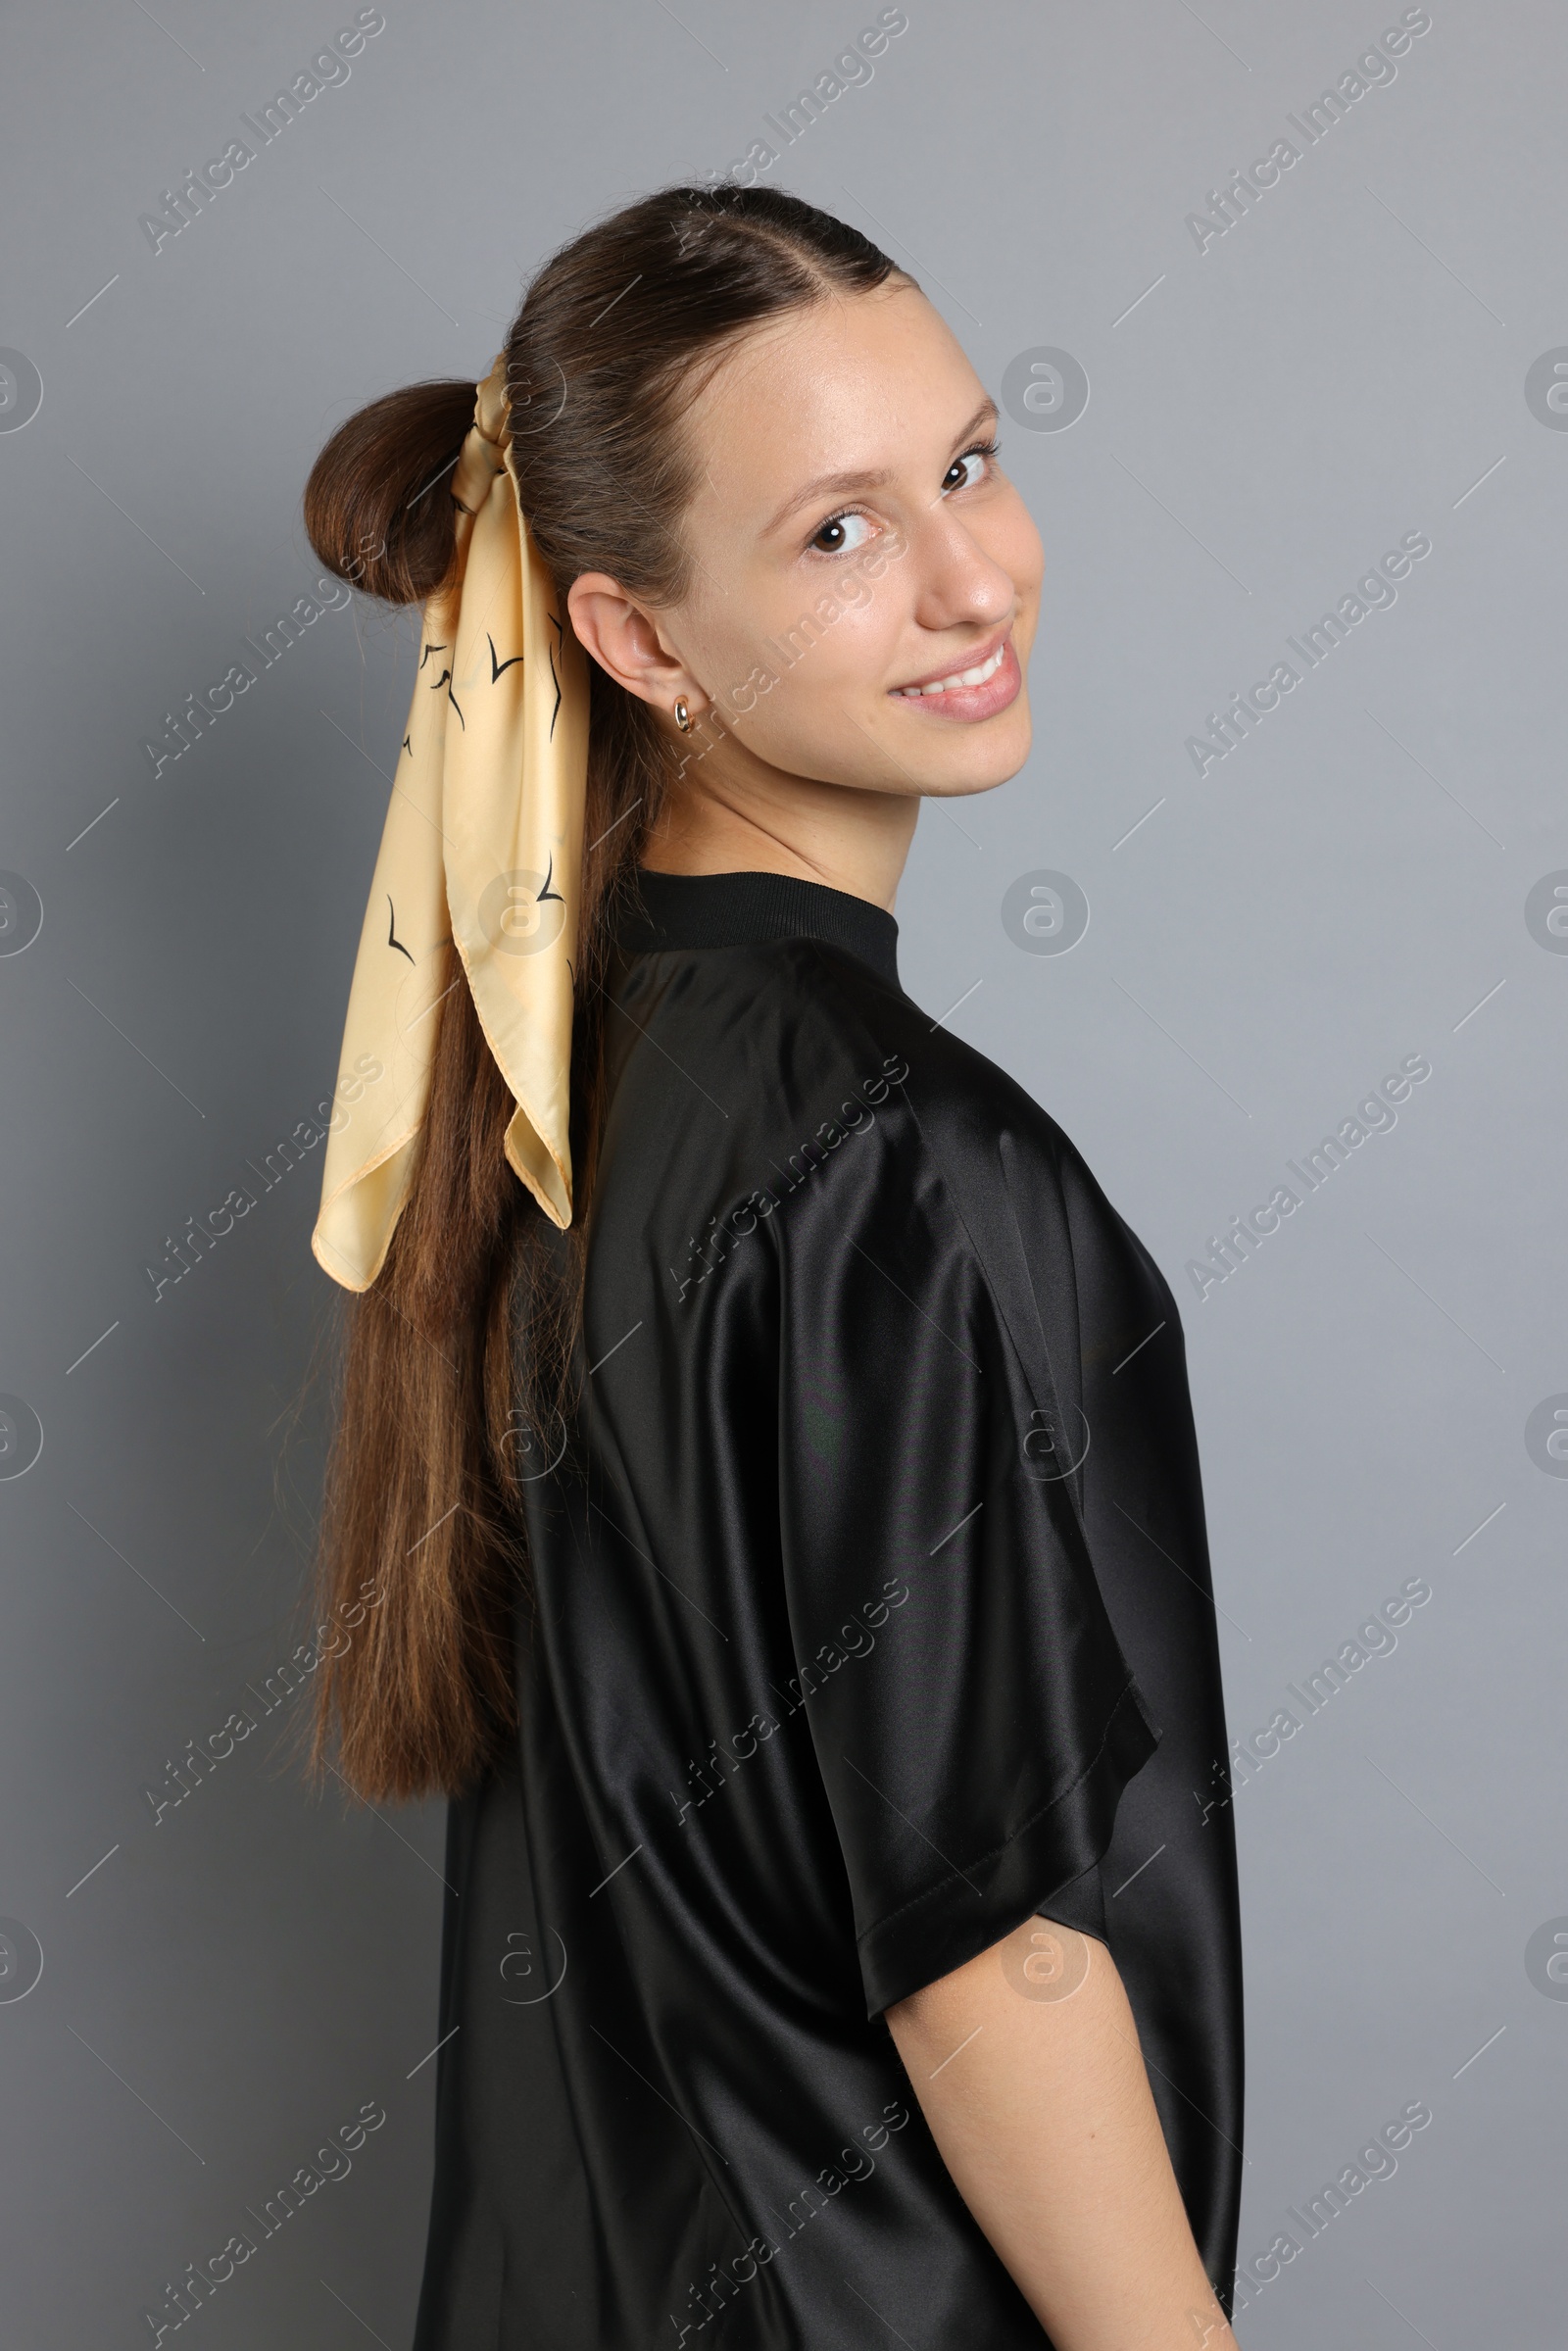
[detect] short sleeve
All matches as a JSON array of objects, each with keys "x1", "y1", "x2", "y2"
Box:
[{"x1": 773, "y1": 1088, "x2": 1157, "y2": 2019}]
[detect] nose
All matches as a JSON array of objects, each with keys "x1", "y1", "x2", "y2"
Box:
[{"x1": 906, "y1": 501, "x2": 1016, "y2": 638}]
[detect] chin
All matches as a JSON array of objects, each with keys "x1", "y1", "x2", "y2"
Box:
[{"x1": 923, "y1": 702, "x2": 1034, "y2": 800}]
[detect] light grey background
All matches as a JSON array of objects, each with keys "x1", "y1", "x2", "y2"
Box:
[{"x1": 2, "y1": 1, "x2": 1563, "y2": 2342}]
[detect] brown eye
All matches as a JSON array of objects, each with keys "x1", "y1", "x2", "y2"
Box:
[
  {"x1": 943, "y1": 448, "x2": 989, "y2": 494},
  {"x1": 809, "y1": 512, "x2": 872, "y2": 557}
]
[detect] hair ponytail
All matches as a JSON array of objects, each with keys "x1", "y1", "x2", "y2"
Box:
[
  {"x1": 300, "y1": 184, "x2": 901, "y2": 1804},
  {"x1": 304, "y1": 378, "x2": 476, "y2": 608}
]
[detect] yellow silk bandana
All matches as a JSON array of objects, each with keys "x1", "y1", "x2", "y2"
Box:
[{"x1": 312, "y1": 355, "x2": 590, "y2": 1292}]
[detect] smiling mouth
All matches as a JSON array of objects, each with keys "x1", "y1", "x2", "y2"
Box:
[{"x1": 894, "y1": 637, "x2": 1008, "y2": 698}]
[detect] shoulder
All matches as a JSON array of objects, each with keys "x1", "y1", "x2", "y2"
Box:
[
  {"x1": 616, "y1": 935, "x2": 1067, "y2": 1142},
  {"x1": 752, "y1": 952, "x2": 1170, "y2": 1395},
  {"x1": 754, "y1": 942, "x2": 1096, "y2": 1229},
  {"x1": 608, "y1": 931, "x2": 1117, "y2": 1231},
  {"x1": 597, "y1": 935, "x2": 1149, "y2": 1342},
  {"x1": 701, "y1": 946, "x2": 1099, "y2": 1309}
]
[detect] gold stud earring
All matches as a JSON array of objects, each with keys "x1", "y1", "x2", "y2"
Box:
[{"x1": 673, "y1": 697, "x2": 692, "y2": 733}]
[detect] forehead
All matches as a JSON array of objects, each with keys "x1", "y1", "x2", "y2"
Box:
[{"x1": 683, "y1": 282, "x2": 983, "y2": 509}]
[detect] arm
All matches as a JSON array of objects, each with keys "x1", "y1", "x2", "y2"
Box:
[{"x1": 885, "y1": 1915, "x2": 1239, "y2": 2351}]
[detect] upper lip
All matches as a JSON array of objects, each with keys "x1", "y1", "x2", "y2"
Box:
[{"x1": 891, "y1": 627, "x2": 1011, "y2": 693}]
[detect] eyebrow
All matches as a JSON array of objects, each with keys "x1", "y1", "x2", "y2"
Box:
[{"x1": 760, "y1": 398, "x2": 1000, "y2": 539}]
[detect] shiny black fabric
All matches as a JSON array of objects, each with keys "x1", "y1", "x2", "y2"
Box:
[{"x1": 413, "y1": 871, "x2": 1244, "y2": 2349}]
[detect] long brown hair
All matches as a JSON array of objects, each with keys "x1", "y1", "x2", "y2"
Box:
[{"x1": 299, "y1": 185, "x2": 900, "y2": 1804}]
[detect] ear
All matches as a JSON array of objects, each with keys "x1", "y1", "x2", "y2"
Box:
[{"x1": 566, "y1": 573, "x2": 704, "y2": 714}]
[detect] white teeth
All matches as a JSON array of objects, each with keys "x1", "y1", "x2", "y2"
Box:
[{"x1": 899, "y1": 643, "x2": 1005, "y2": 698}]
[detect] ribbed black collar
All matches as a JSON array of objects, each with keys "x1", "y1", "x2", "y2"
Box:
[{"x1": 617, "y1": 869, "x2": 901, "y2": 990}]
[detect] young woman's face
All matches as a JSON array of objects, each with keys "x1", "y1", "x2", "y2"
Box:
[{"x1": 644, "y1": 281, "x2": 1043, "y2": 803}]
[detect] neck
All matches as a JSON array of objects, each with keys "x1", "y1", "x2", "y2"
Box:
[{"x1": 641, "y1": 756, "x2": 917, "y2": 915}]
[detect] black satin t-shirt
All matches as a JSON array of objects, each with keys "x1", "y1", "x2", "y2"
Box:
[{"x1": 412, "y1": 870, "x2": 1244, "y2": 2349}]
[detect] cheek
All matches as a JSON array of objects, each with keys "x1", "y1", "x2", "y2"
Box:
[
  {"x1": 677, "y1": 595, "x2": 780, "y2": 715},
  {"x1": 756, "y1": 588, "x2": 907, "y2": 722},
  {"x1": 713, "y1": 587, "x2": 912, "y2": 786}
]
